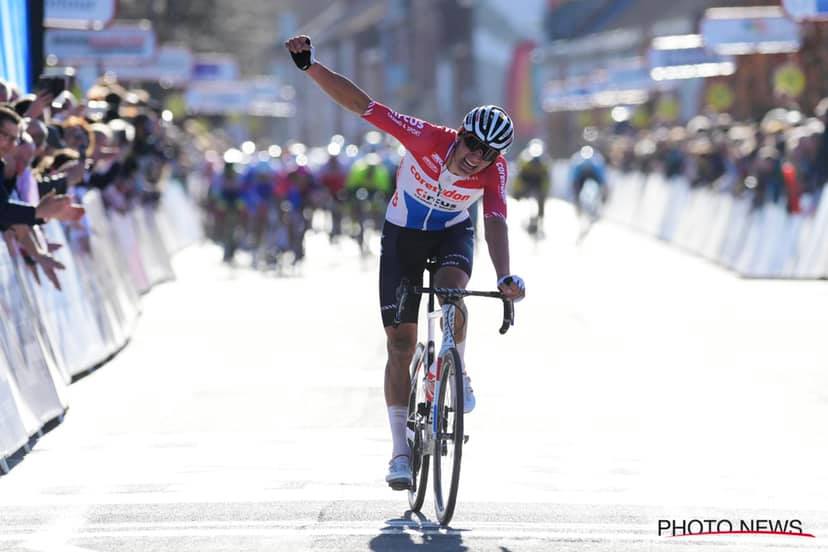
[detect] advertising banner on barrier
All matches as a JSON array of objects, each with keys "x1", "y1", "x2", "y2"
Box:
[
  {"x1": 0, "y1": 347, "x2": 32, "y2": 466},
  {"x1": 135, "y1": 207, "x2": 174, "y2": 286},
  {"x1": 111, "y1": 210, "x2": 150, "y2": 293},
  {"x1": 602, "y1": 171, "x2": 828, "y2": 279},
  {"x1": 0, "y1": 255, "x2": 67, "y2": 426},
  {"x1": 41, "y1": 221, "x2": 114, "y2": 374},
  {"x1": 0, "y1": 181, "x2": 199, "y2": 466},
  {"x1": 18, "y1": 258, "x2": 73, "y2": 384},
  {"x1": 159, "y1": 182, "x2": 204, "y2": 251},
  {"x1": 82, "y1": 191, "x2": 142, "y2": 336}
]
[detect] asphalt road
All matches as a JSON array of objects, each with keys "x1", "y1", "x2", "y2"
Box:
[{"x1": 1, "y1": 200, "x2": 826, "y2": 551}]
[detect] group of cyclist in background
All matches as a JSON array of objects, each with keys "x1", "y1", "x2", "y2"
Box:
[
  {"x1": 201, "y1": 132, "x2": 399, "y2": 269},
  {"x1": 200, "y1": 133, "x2": 607, "y2": 268}
]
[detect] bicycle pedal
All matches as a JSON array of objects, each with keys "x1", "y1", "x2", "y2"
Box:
[{"x1": 388, "y1": 480, "x2": 412, "y2": 491}]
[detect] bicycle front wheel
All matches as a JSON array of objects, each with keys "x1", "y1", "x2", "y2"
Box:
[
  {"x1": 407, "y1": 343, "x2": 429, "y2": 512},
  {"x1": 432, "y1": 347, "x2": 464, "y2": 526}
]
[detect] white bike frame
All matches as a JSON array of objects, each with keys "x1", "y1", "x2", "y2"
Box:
[{"x1": 427, "y1": 302, "x2": 458, "y2": 437}]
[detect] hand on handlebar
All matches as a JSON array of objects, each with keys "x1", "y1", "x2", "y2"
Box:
[{"x1": 497, "y1": 274, "x2": 526, "y2": 302}]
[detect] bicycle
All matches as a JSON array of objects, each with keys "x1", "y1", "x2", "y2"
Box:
[{"x1": 393, "y1": 260, "x2": 514, "y2": 526}]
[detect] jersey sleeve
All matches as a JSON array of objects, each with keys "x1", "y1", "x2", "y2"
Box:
[
  {"x1": 361, "y1": 101, "x2": 443, "y2": 155},
  {"x1": 482, "y1": 156, "x2": 508, "y2": 219}
]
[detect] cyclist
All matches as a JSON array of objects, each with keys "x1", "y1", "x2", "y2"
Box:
[
  {"x1": 318, "y1": 152, "x2": 347, "y2": 240},
  {"x1": 286, "y1": 35, "x2": 526, "y2": 490},
  {"x1": 346, "y1": 151, "x2": 392, "y2": 253},
  {"x1": 515, "y1": 139, "x2": 550, "y2": 236},
  {"x1": 569, "y1": 144, "x2": 607, "y2": 215}
]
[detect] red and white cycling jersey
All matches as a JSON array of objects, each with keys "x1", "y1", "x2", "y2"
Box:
[{"x1": 361, "y1": 101, "x2": 507, "y2": 231}]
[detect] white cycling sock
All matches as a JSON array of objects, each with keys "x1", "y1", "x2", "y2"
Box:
[{"x1": 388, "y1": 405, "x2": 409, "y2": 460}]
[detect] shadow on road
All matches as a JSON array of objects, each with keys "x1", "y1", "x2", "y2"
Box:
[{"x1": 368, "y1": 510, "x2": 471, "y2": 551}]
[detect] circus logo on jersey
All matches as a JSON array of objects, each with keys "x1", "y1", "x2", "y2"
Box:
[
  {"x1": 414, "y1": 188, "x2": 466, "y2": 210},
  {"x1": 431, "y1": 153, "x2": 443, "y2": 166}
]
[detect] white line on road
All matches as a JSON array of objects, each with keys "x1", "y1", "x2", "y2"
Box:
[{"x1": 1, "y1": 520, "x2": 824, "y2": 545}]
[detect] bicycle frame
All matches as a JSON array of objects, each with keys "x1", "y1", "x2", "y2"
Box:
[
  {"x1": 425, "y1": 287, "x2": 459, "y2": 443},
  {"x1": 397, "y1": 261, "x2": 514, "y2": 446}
]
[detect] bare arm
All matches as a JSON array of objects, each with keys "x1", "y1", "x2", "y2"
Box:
[
  {"x1": 307, "y1": 63, "x2": 371, "y2": 115},
  {"x1": 483, "y1": 216, "x2": 511, "y2": 280},
  {"x1": 485, "y1": 216, "x2": 526, "y2": 301},
  {"x1": 285, "y1": 35, "x2": 371, "y2": 115}
]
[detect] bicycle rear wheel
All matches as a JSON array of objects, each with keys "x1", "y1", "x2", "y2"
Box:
[
  {"x1": 407, "y1": 343, "x2": 429, "y2": 511},
  {"x1": 432, "y1": 347, "x2": 464, "y2": 526}
]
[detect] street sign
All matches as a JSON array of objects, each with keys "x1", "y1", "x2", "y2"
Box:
[
  {"x1": 648, "y1": 34, "x2": 735, "y2": 81},
  {"x1": 773, "y1": 62, "x2": 806, "y2": 97},
  {"x1": 701, "y1": 6, "x2": 801, "y2": 55},
  {"x1": 45, "y1": 0, "x2": 115, "y2": 29},
  {"x1": 706, "y1": 82, "x2": 734, "y2": 112},
  {"x1": 104, "y1": 46, "x2": 193, "y2": 87},
  {"x1": 782, "y1": 0, "x2": 828, "y2": 21},
  {"x1": 184, "y1": 80, "x2": 293, "y2": 117},
  {"x1": 45, "y1": 23, "x2": 156, "y2": 65},
  {"x1": 192, "y1": 54, "x2": 239, "y2": 82}
]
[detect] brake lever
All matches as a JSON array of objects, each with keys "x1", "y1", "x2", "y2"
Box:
[{"x1": 499, "y1": 298, "x2": 514, "y2": 335}]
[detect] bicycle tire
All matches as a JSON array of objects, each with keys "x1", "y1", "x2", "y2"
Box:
[
  {"x1": 407, "y1": 342, "x2": 429, "y2": 511},
  {"x1": 432, "y1": 347, "x2": 464, "y2": 526}
]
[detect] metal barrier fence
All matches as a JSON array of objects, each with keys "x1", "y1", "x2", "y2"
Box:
[
  {"x1": 0, "y1": 181, "x2": 202, "y2": 472},
  {"x1": 554, "y1": 163, "x2": 828, "y2": 279}
]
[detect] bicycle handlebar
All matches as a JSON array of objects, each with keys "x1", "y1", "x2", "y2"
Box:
[{"x1": 393, "y1": 279, "x2": 515, "y2": 334}]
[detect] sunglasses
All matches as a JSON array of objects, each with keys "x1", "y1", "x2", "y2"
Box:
[{"x1": 461, "y1": 133, "x2": 499, "y2": 162}]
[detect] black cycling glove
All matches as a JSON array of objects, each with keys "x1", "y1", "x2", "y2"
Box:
[{"x1": 290, "y1": 38, "x2": 314, "y2": 71}]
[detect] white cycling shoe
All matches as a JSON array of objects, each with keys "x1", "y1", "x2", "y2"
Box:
[
  {"x1": 463, "y1": 373, "x2": 476, "y2": 413},
  {"x1": 385, "y1": 455, "x2": 412, "y2": 490}
]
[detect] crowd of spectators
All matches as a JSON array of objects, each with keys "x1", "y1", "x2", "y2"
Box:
[
  {"x1": 0, "y1": 72, "x2": 184, "y2": 290},
  {"x1": 601, "y1": 99, "x2": 828, "y2": 214}
]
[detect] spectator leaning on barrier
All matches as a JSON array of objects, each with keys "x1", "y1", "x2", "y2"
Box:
[
  {"x1": 1, "y1": 96, "x2": 85, "y2": 289},
  {"x1": 595, "y1": 99, "x2": 828, "y2": 216}
]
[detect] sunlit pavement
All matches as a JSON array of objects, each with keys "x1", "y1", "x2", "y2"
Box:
[{"x1": 1, "y1": 199, "x2": 827, "y2": 551}]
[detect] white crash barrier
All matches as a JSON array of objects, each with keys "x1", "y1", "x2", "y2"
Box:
[
  {"x1": 0, "y1": 348, "x2": 35, "y2": 472},
  {"x1": 0, "y1": 254, "x2": 68, "y2": 432},
  {"x1": 0, "y1": 182, "x2": 201, "y2": 471},
  {"x1": 602, "y1": 171, "x2": 828, "y2": 279}
]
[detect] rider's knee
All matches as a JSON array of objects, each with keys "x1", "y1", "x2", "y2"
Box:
[{"x1": 386, "y1": 330, "x2": 416, "y2": 357}]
